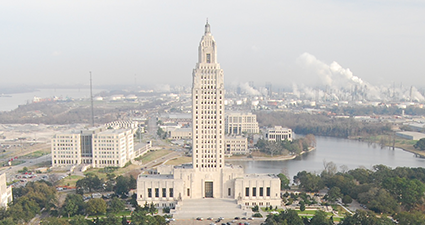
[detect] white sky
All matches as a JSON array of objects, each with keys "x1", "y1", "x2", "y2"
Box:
[{"x1": 1, "y1": 0, "x2": 425, "y2": 89}]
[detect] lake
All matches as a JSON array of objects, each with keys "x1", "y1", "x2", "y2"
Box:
[
  {"x1": 231, "y1": 136, "x2": 425, "y2": 180},
  {"x1": 0, "y1": 88, "x2": 104, "y2": 112}
]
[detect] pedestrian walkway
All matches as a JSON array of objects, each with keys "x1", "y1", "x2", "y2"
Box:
[{"x1": 173, "y1": 198, "x2": 250, "y2": 219}]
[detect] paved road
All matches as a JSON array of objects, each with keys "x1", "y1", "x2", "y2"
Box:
[{"x1": 2, "y1": 154, "x2": 51, "y2": 182}]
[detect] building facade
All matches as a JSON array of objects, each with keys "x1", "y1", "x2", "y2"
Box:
[
  {"x1": 52, "y1": 127, "x2": 143, "y2": 168},
  {"x1": 225, "y1": 112, "x2": 259, "y2": 135},
  {"x1": 0, "y1": 173, "x2": 12, "y2": 208},
  {"x1": 137, "y1": 22, "x2": 281, "y2": 209},
  {"x1": 266, "y1": 126, "x2": 293, "y2": 142},
  {"x1": 225, "y1": 136, "x2": 248, "y2": 156}
]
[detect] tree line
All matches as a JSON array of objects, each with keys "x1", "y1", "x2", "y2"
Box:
[
  {"x1": 291, "y1": 164, "x2": 425, "y2": 224},
  {"x1": 256, "y1": 112, "x2": 392, "y2": 138},
  {"x1": 255, "y1": 134, "x2": 316, "y2": 156}
]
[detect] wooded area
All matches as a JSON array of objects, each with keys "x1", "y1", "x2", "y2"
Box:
[{"x1": 256, "y1": 112, "x2": 392, "y2": 138}]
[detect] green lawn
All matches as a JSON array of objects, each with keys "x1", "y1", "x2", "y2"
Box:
[
  {"x1": 57, "y1": 175, "x2": 85, "y2": 187},
  {"x1": 24, "y1": 150, "x2": 50, "y2": 158},
  {"x1": 136, "y1": 150, "x2": 172, "y2": 164}
]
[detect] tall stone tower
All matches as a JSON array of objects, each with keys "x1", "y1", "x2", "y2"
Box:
[{"x1": 192, "y1": 21, "x2": 225, "y2": 171}]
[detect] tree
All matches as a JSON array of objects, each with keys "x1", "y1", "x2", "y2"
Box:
[
  {"x1": 115, "y1": 175, "x2": 131, "y2": 197},
  {"x1": 310, "y1": 210, "x2": 333, "y2": 225},
  {"x1": 263, "y1": 209, "x2": 303, "y2": 225},
  {"x1": 41, "y1": 217, "x2": 71, "y2": 225},
  {"x1": 252, "y1": 205, "x2": 259, "y2": 212},
  {"x1": 101, "y1": 214, "x2": 120, "y2": 225},
  {"x1": 300, "y1": 201, "x2": 305, "y2": 212},
  {"x1": 76, "y1": 173, "x2": 103, "y2": 193},
  {"x1": 277, "y1": 173, "x2": 290, "y2": 190},
  {"x1": 342, "y1": 195, "x2": 352, "y2": 204},
  {"x1": 294, "y1": 171, "x2": 324, "y2": 192},
  {"x1": 327, "y1": 186, "x2": 342, "y2": 202},
  {"x1": 62, "y1": 194, "x2": 85, "y2": 217},
  {"x1": 86, "y1": 198, "x2": 107, "y2": 215},
  {"x1": 70, "y1": 215, "x2": 88, "y2": 225},
  {"x1": 414, "y1": 138, "x2": 425, "y2": 150},
  {"x1": 394, "y1": 211, "x2": 425, "y2": 225},
  {"x1": 109, "y1": 197, "x2": 125, "y2": 214}
]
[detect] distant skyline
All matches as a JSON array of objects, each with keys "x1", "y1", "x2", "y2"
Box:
[{"x1": 1, "y1": 1, "x2": 425, "y2": 89}]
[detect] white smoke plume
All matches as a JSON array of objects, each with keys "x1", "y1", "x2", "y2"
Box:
[
  {"x1": 295, "y1": 53, "x2": 425, "y2": 102},
  {"x1": 239, "y1": 82, "x2": 261, "y2": 96}
]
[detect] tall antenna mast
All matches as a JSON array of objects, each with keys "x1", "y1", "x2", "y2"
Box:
[{"x1": 90, "y1": 71, "x2": 94, "y2": 127}]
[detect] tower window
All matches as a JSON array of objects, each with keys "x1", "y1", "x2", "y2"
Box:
[{"x1": 206, "y1": 53, "x2": 211, "y2": 63}]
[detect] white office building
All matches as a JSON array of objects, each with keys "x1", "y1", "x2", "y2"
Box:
[
  {"x1": 225, "y1": 112, "x2": 259, "y2": 135},
  {"x1": 51, "y1": 127, "x2": 142, "y2": 168}
]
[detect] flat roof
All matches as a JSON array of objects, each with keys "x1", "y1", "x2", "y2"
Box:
[{"x1": 138, "y1": 174, "x2": 174, "y2": 179}]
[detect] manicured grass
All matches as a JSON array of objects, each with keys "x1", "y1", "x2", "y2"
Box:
[
  {"x1": 57, "y1": 175, "x2": 84, "y2": 187},
  {"x1": 165, "y1": 156, "x2": 192, "y2": 165},
  {"x1": 24, "y1": 150, "x2": 50, "y2": 158},
  {"x1": 137, "y1": 150, "x2": 172, "y2": 164}
]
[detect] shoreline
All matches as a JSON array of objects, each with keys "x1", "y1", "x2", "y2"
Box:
[
  {"x1": 349, "y1": 136, "x2": 425, "y2": 158},
  {"x1": 226, "y1": 147, "x2": 316, "y2": 162}
]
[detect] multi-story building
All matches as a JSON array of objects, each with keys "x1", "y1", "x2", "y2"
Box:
[
  {"x1": 0, "y1": 173, "x2": 12, "y2": 208},
  {"x1": 52, "y1": 127, "x2": 144, "y2": 168},
  {"x1": 225, "y1": 136, "x2": 248, "y2": 155},
  {"x1": 266, "y1": 126, "x2": 293, "y2": 142},
  {"x1": 137, "y1": 22, "x2": 281, "y2": 210},
  {"x1": 168, "y1": 128, "x2": 192, "y2": 140},
  {"x1": 225, "y1": 112, "x2": 259, "y2": 135}
]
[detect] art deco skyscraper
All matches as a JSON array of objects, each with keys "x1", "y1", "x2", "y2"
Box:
[{"x1": 192, "y1": 21, "x2": 225, "y2": 170}]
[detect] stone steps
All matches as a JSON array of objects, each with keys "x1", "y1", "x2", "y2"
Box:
[{"x1": 173, "y1": 198, "x2": 250, "y2": 219}]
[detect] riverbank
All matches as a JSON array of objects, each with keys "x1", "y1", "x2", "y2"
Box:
[
  {"x1": 349, "y1": 135, "x2": 425, "y2": 158},
  {"x1": 226, "y1": 147, "x2": 316, "y2": 162}
]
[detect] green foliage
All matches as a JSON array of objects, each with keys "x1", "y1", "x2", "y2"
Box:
[
  {"x1": 326, "y1": 186, "x2": 342, "y2": 202},
  {"x1": 109, "y1": 197, "x2": 126, "y2": 214},
  {"x1": 277, "y1": 173, "x2": 290, "y2": 190},
  {"x1": 252, "y1": 212, "x2": 263, "y2": 218},
  {"x1": 252, "y1": 205, "x2": 259, "y2": 212},
  {"x1": 41, "y1": 217, "x2": 71, "y2": 225},
  {"x1": 76, "y1": 173, "x2": 103, "y2": 193},
  {"x1": 130, "y1": 204, "x2": 166, "y2": 225},
  {"x1": 62, "y1": 194, "x2": 86, "y2": 217},
  {"x1": 114, "y1": 175, "x2": 136, "y2": 197},
  {"x1": 163, "y1": 207, "x2": 170, "y2": 214},
  {"x1": 309, "y1": 210, "x2": 333, "y2": 225},
  {"x1": 3, "y1": 181, "x2": 57, "y2": 223},
  {"x1": 86, "y1": 198, "x2": 107, "y2": 215},
  {"x1": 263, "y1": 209, "x2": 303, "y2": 225},
  {"x1": 413, "y1": 138, "x2": 425, "y2": 150},
  {"x1": 300, "y1": 201, "x2": 305, "y2": 211},
  {"x1": 294, "y1": 171, "x2": 324, "y2": 192},
  {"x1": 256, "y1": 111, "x2": 392, "y2": 138},
  {"x1": 17, "y1": 166, "x2": 29, "y2": 173},
  {"x1": 342, "y1": 195, "x2": 352, "y2": 204},
  {"x1": 69, "y1": 215, "x2": 89, "y2": 225},
  {"x1": 393, "y1": 211, "x2": 425, "y2": 225},
  {"x1": 157, "y1": 127, "x2": 166, "y2": 139},
  {"x1": 340, "y1": 210, "x2": 393, "y2": 225},
  {"x1": 255, "y1": 135, "x2": 316, "y2": 156}
]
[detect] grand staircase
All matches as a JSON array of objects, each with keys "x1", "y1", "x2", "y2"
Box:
[{"x1": 173, "y1": 198, "x2": 250, "y2": 219}]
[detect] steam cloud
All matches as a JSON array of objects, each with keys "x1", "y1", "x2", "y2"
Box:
[{"x1": 295, "y1": 53, "x2": 425, "y2": 102}]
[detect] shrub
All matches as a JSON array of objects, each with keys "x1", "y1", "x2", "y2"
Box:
[{"x1": 252, "y1": 212, "x2": 263, "y2": 218}]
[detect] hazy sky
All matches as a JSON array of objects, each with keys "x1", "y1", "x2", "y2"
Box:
[{"x1": 1, "y1": 0, "x2": 425, "y2": 89}]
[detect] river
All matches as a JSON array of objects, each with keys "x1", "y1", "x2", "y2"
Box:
[
  {"x1": 0, "y1": 88, "x2": 104, "y2": 112},
  {"x1": 231, "y1": 136, "x2": 425, "y2": 180}
]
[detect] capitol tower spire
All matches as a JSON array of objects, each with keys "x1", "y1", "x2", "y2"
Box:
[{"x1": 192, "y1": 21, "x2": 225, "y2": 171}]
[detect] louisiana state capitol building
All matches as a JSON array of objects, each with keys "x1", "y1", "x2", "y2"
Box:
[{"x1": 137, "y1": 22, "x2": 280, "y2": 211}]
